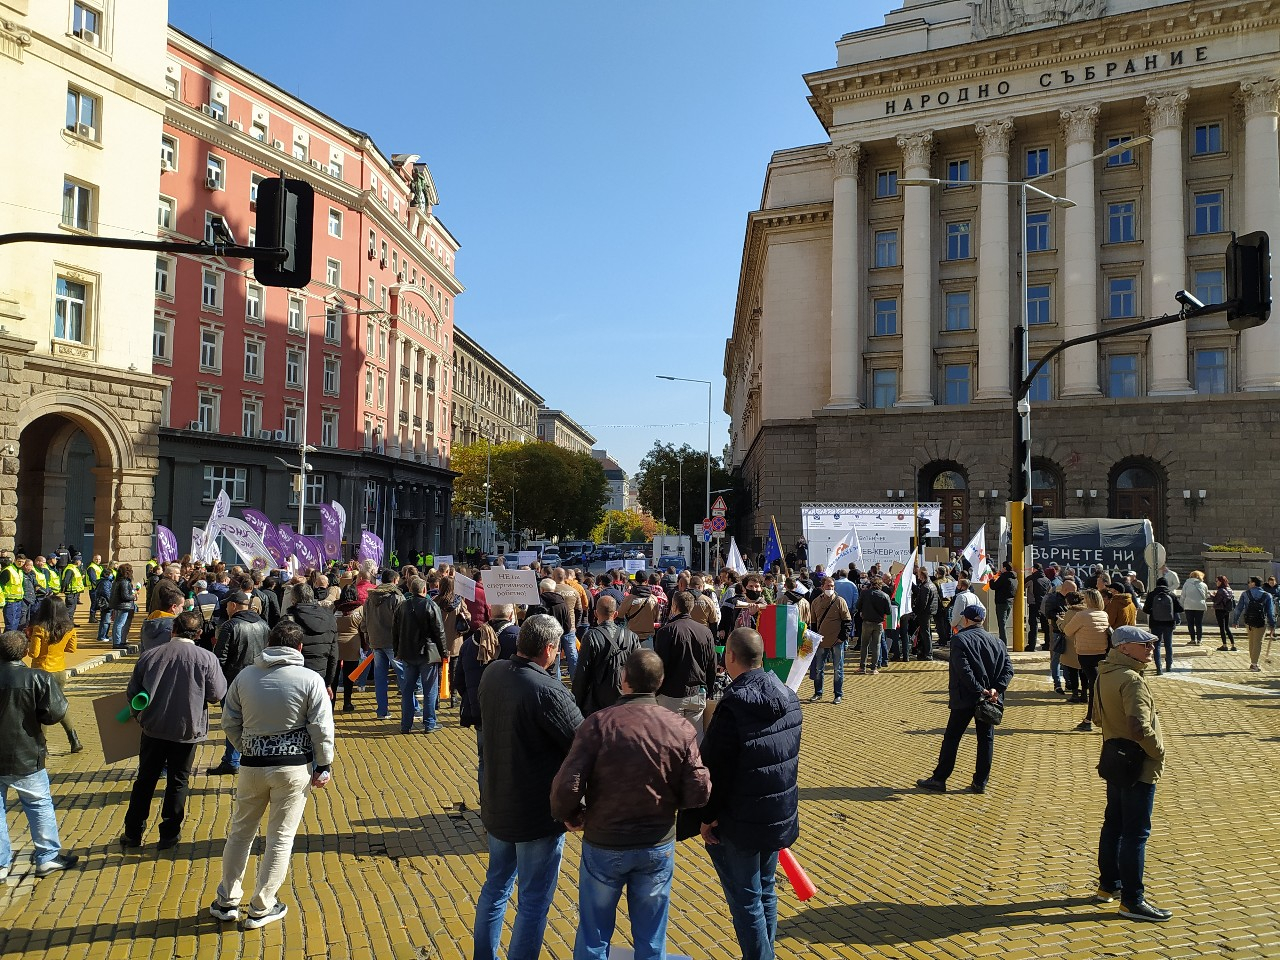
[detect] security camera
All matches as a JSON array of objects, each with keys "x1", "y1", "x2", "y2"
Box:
[{"x1": 1175, "y1": 289, "x2": 1206, "y2": 310}]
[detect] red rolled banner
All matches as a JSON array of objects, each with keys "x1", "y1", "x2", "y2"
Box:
[{"x1": 778, "y1": 847, "x2": 816, "y2": 901}]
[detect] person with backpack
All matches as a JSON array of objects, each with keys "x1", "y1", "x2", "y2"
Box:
[
  {"x1": 573, "y1": 595, "x2": 641, "y2": 716},
  {"x1": 617, "y1": 572, "x2": 661, "y2": 649},
  {"x1": 1213, "y1": 576, "x2": 1237, "y2": 652},
  {"x1": 1231, "y1": 576, "x2": 1275, "y2": 672},
  {"x1": 1142, "y1": 578, "x2": 1183, "y2": 676}
]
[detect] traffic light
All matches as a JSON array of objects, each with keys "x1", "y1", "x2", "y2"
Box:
[
  {"x1": 254, "y1": 177, "x2": 314, "y2": 288},
  {"x1": 915, "y1": 517, "x2": 931, "y2": 550},
  {"x1": 1226, "y1": 230, "x2": 1271, "y2": 331}
]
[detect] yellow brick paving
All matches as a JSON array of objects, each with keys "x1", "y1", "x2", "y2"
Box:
[{"x1": 2, "y1": 644, "x2": 1278, "y2": 959}]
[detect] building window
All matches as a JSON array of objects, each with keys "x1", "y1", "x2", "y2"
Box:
[
  {"x1": 287, "y1": 296, "x2": 303, "y2": 332},
  {"x1": 942, "y1": 364, "x2": 971, "y2": 405},
  {"x1": 945, "y1": 158, "x2": 971, "y2": 185},
  {"x1": 323, "y1": 356, "x2": 339, "y2": 395},
  {"x1": 875, "y1": 169, "x2": 898, "y2": 198},
  {"x1": 199, "y1": 327, "x2": 222, "y2": 372},
  {"x1": 205, "y1": 154, "x2": 225, "y2": 190},
  {"x1": 365, "y1": 320, "x2": 375, "y2": 353},
  {"x1": 157, "y1": 195, "x2": 175, "y2": 230},
  {"x1": 250, "y1": 120, "x2": 267, "y2": 142},
  {"x1": 292, "y1": 475, "x2": 325, "y2": 507},
  {"x1": 54, "y1": 277, "x2": 88, "y2": 342},
  {"x1": 1106, "y1": 201, "x2": 1136, "y2": 243},
  {"x1": 203, "y1": 464, "x2": 246, "y2": 503},
  {"x1": 1026, "y1": 283, "x2": 1051, "y2": 325},
  {"x1": 1105, "y1": 135, "x2": 1136, "y2": 166},
  {"x1": 364, "y1": 368, "x2": 374, "y2": 404},
  {"x1": 1193, "y1": 122, "x2": 1223, "y2": 156},
  {"x1": 328, "y1": 209, "x2": 342, "y2": 238},
  {"x1": 1026, "y1": 147, "x2": 1050, "y2": 178},
  {"x1": 285, "y1": 348, "x2": 303, "y2": 388},
  {"x1": 1026, "y1": 211, "x2": 1051, "y2": 252},
  {"x1": 245, "y1": 284, "x2": 263, "y2": 323},
  {"x1": 1193, "y1": 190, "x2": 1224, "y2": 235},
  {"x1": 243, "y1": 339, "x2": 262, "y2": 380},
  {"x1": 1107, "y1": 354, "x2": 1140, "y2": 398},
  {"x1": 874, "y1": 229, "x2": 899, "y2": 268},
  {"x1": 377, "y1": 373, "x2": 386, "y2": 409},
  {"x1": 944, "y1": 291, "x2": 971, "y2": 331},
  {"x1": 1108, "y1": 276, "x2": 1137, "y2": 319},
  {"x1": 367, "y1": 277, "x2": 376, "y2": 301},
  {"x1": 378, "y1": 330, "x2": 387, "y2": 360},
  {"x1": 292, "y1": 142, "x2": 307, "y2": 161},
  {"x1": 66, "y1": 87, "x2": 99, "y2": 138},
  {"x1": 283, "y1": 405, "x2": 300, "y2": 444},
  {"x1": 329, "y1": 159, "x2": 343, "y2": 179},
  {"x1": 945, "y1": 221, "x2": 971, "y2": 260},
  {"x1": 1027, "y1": 364, "x2": 1052, "y2": 402},
  {"x1": 326, "y1": 258, "x2": 341, "y2": 287},
  {"x1": 207, "y1": 100, "x2": 226, "y2": 123},
  {"x1": 72, "y1": 2, "x2": 102, "y2": 44},
  {"x1": 1194, "y1": 349, "x2": 1228, "y2": 394},
  {"x1": 160, "y1": 134, "x2": 176, "y2": 170},
  {"x1": 1194, "y1": 268, "x2": 1224, "y2": 305},
  {"x1": 152, "y1": 317, "x2": 171, "y2": 361},
  {"x1": 247, "y1": 227, "x2": 255, "y2": 247},
  {"x1": 197, "y1": 394, "x2": 221, "y2": 434},
  {"x1": 201, "y1": 268, "x2": 221, "y2": 309},
  {"x1": 250, "y1": 174, "x2": 263, "y2": 204},
  {"x1": 325, "y1": 305, "x2": 340, "y2": 342},
  {"x1": 321, "y1": 411, "x2": 338, "y2": 447},
  {"x1": 61, "y1": 179, "x2": 94, "y2": 232},
  {"x1": 871, "y1": 369, "x2": 897, "y2": 408},
  {"x1": 872, "y1": 297, "x2": 898, "y2": 336},
  {"x1": 154, "y1": 256, "x2": 172, "y2": 297},
  {"x1": 204, "y1": 211, "x2": 229, "y2": 244},
  {"x1": 242, "y1": 399, "x2": 261, "y2": 438}
]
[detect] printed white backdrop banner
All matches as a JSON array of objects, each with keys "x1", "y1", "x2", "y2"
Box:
[
  {"x1": 802, "y1": 503, "x2": 940, "y2": 573},
  {"x1": 483, "y1": 568, "x2": 540, "y2": 606}
]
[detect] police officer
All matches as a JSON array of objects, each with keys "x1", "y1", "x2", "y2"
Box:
[
  {"x1": 61, "y1": 557, "x2": 86, "y2": 621},
  {"x1": 85, "y1": 555, "x2": 104, "y2": 624}
]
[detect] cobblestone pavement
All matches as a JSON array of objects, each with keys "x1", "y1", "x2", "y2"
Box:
[{"x1": 3, "y1": 636, "x2": 1278, "y2": 960}]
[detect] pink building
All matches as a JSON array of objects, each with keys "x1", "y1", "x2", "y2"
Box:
[{"x1": 152, "y1": 27, "x2": 460, "y2": 555}]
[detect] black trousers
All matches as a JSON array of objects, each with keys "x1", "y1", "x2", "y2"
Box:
[{"x1": 123, "y1": 734, "x2": 197, "y2": 842}]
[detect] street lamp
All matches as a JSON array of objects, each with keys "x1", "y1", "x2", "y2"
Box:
[
  {"x1": 472, "y1": 401, "x2": 493, "y2": 555},
  {"x1": 898, "y1": 134, "x2": 1149, "y2": 650},
  {"x1": 657, "y1": 375, "x2": 712, "y2": 571},
  {"x1": 661, "y1": 474, "x2": 667, "y2": 528}
]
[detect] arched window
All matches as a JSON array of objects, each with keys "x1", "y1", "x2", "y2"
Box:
[
  {"x1": 919, "y1": 463, "x2": 969, "y2": 555},
  {"x1": 1031, "y1": 459, "x2": 1063, "y2": 517},
  {"x1": 1110, "y1": 459, "x2": 1164, "y2": 542}
]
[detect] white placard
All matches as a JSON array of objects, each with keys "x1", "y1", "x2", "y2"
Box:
[
  {"x1": 624, "y1": 559, "x2": 646, "y2": 574},
  {"x1": 941, "y1": 581, "x2": 958, "y2": 600},
  {"x1": 516, "y1": 550, "x2": 538, "y2": 567},
  {"x1": 604, "y1": 560, "x2": 624, "y2": 572},
  {"x1": 454, "y1": 572, "x2": 477, "y2": 602},
  {"x1": 434, "y1": 554, "x2": 454, "y2": 567},
  {"x1": 483, "y1": 568, "x2": 540, "y2": 606},
  {"x1": 785, "y1": 647, "x2": 818, "y2": 693}
]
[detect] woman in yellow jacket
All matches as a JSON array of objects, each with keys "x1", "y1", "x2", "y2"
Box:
[{"x1": 27, "y1": 594, "x2": 82, "y2": 753}]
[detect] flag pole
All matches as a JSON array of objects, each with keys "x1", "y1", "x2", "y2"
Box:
[{"x1": 772, "y1": 515, "x2": 790, "y2": 577}]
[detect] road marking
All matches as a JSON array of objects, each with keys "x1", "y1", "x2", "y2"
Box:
[{"x1": 1161, "y1": 672, "x2": 1280, "y2": 696}]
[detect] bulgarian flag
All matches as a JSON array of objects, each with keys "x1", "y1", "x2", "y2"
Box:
[
  {"x1": 759, "y1": 603, "x2": 803, "y2": 659},
  {"x1": 887, "y1": 549, "x2": 917, "y2": 630}
]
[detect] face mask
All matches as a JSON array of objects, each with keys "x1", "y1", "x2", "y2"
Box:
[
  {"x1": 745, "y1": 589, "x2": 762, "y2": 601},
  {"x1": 823, "y1": 589, "x2": 835, "y2": 598}
]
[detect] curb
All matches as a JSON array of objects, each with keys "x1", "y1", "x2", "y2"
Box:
[
  {"x1": 67, "y1": 645, "x2": 138, "y2": 678},
  {"x1": 933, "y1": 642, "x2": 1214, "y2": 663}
]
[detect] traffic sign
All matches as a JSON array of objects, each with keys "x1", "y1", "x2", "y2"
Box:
[
  {"x1": 711, "y1": 495, "x2": 728, "y2": 516},
  {"x1": 710, "y1": 516, "x2": 727, "y2": 532},
  {"x1": 702, "y1": 518, "x2": 712, "y2": 531},
  {"x1": 703, "y1": 531, "x2": 712, "y2": 542}
]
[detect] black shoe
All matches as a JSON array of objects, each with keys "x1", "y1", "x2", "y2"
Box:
[
  {"x1": 966, "y1": 782, "x2": 986, "y2": 794},
  {"x1": 118, "y1": 834, "x2": 141, "y2": 849},
  {"x1": 156, "y1": 835, "x2": 179, "y2": 851},
  {"x1": 916, "y1": 777, "x2": 947, "y2": 793},
  {"x1": 833, "y1": 695, "x2": 843, "y2": 704},
  {"x1": 1217, "y1": 645, "x2": 1230, "y2": 651},
  {"x1": 1076, "y1": 720, "x2": 1093, "y2": 732},
  {"x1": 1119, "y1": 900, "x2": 1173, "y2": 922},
  {"x1": 1054, "y1": 685, "x2": 1064, "y2": 694},
  {"x1": 342, "y1": 703, "x2": 355, "y2": 712},
  {"x1": 206, "y1": 763, "x2": 239, "y2": 776},
  {"x1": 808, "y1": 694, "x2": 823, "y2": 703}
]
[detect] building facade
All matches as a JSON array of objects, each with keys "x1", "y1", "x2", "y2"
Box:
[
  {"x1": 0, "y1": 1, "x2": 169, "y2": 564},
  {"x1": 537, "y1": 408, "x2": 595, "y2": 454},
  {"x1": 152, "y1": 29, "x2": 461, "y2": 557},
  {"x1": 591, "y1": 450, "x2": 629, "y2": 512},
  {"x1": 725, "y1": 0, "x2": 1280, "y2": 567},
  {"x1": 450, "y1": 326, "x2": 543, "y2": 448}
]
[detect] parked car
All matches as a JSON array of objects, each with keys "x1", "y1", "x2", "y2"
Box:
[
  {"x1": 541, "y1": 551, "x2": 562, "y2": 567},
  {"x1": 624, "y1": 549, "x2": 645, "y2": 560},
  {"x1": 656, "y1": 555, "x2": 688, "y2": 573},
  {"x1": 599, "y1": 546, "x2": 623, "y2": 561}
]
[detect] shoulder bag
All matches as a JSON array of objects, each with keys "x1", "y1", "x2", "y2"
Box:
[{"x1": 1097, "y1": 738, "x2": 1145, "y2": 786}]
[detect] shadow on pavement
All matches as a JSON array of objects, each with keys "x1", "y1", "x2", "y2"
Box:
[{"x1": 799, "y1": 785, "x2": 909, "y2": 802}]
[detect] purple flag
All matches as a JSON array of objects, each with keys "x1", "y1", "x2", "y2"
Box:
[
  {"x1": 318, "y1": 505, "x2": 342, "y2": 562},
  {"x1": 243, "y1": 510, "x2": 286, "y2": 568},
  {"x1": 358, "y1": 530, "x2": 383, "y2": 566},
  {"x1": 294, "y1": 535, "x2": 323, "y2": 572},
  {"x1": 156, "y1": 525, "x2": 178, "y2": 564},
  {"x1": 215, "y1": 517, "x2": 274, "y2": 572},
  {"x1": 277, "y1": 524, "x2": 298, "y2": 561}
]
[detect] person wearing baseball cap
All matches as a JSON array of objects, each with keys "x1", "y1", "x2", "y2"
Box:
[
  {"x1": 1093, "y1": 625, "x2": 1172, "y2": 922},
  {"x1": 917, "y1": 602, "x2": 1013, "y2": 795}
]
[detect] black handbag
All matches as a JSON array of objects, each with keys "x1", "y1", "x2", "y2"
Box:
[
  {"x1": 974, "y1": 698, "x2": 1004, "y2": 726},
  {"x1": 1097, "y1": 738, "x2": 1145, "y2": 786}
]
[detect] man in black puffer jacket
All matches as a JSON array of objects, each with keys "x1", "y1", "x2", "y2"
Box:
[
  {"x1": 392, "y1": 577, "x2": 446, "y2": 733},
  {"x1": 284, "y1": 584, "x2": 338, "y2": 697},
  {"x1": 699, "y1": 627, "x2": 801, "y2": 960}
]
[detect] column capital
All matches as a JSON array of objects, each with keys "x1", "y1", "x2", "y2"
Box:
[
  {"x1": 1144, "y1": 89, "x2": 1189, "y2": 131},
  {"x1": 827, "y1": 142, "x2": 861, "y2": 179},
  {"x1": 1238, "y1": 77, "x2": 1280, "y2": 119},
  {"x1": 975, "y1": 117, "x2": 1015, "y2": 157},
  {"x1": 896, "y1": 131, "x2": 934, "y2": 170},
  {"x1": 1059, "y1": 102, "x2": 1101, "y2": 144}
]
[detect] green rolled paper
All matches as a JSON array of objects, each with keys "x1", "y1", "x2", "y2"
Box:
[{"x1": 116, "y1": 690, "x2": 150, "y2": 723}]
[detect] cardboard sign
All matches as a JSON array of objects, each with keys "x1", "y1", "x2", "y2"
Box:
[
  {"x1": 92, "y1": 692, "x2": 143, "y2": 764},
  {"x1": 483, "y1": 567, "x2": 540, "y2": 606},
  {"x1": 516, "y1": 550, "x2": 538, "y2": 567},
  {"x1": 454, "y1": 572, "x2": 477, "y2": 602},
  {"x1": 624, "y1": 559, "x2": 646, "y2": 574},
  {"x1": 604, "y1": 560, "x2": 624, "y2": 572},
  {"x1": 941, "y1": 581, "x2": 958, "y2": 600},
  {"x1": 434, "y1": 554, "x2": 454, "y2": 567}
]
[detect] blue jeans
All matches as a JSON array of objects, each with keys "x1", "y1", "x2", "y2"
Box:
[
  {"x1": 811, "y1": 642, "x2": 844, "y2": 697},
  {"x1": 3, "y1": 600, "x2": 25, "y2": 632},
  {"x1": 1151, "y1": 621, "x2": 1175, "y2": 672},
  {"x1": 561, "y1": 633, "x2": 579, "y2": 676},
  {"x1": 401, "y1": 660, "x2": 440, "y2": 732},
  {"x1": 706, "y1": 837, "x2": 779, "y2": 960},
  {"x1": 111, "y1": 608, "x2": 134, "y2": 647},
  {"x1": 932, "y1": 705, "x2": 996, "y2": 788},
  {"x1": 574, "y1": 840, "x2": 675, "y2": 960},
  {"x1": 96, "y1": 608, "x2": 113, "y2": 642},
  {"x1": 373, "y1": 648, "x2": 419, "y2": 717},
  {"x1": 0, "y1": 768, "x2": 63, "y2": 869},
  {"x1": 473, "y1": 832, "x2": 565, "y2": 960},
  {"x1": 1098, "y1": 778, "x2": 1156, "y2": 906},
  {"x1": 1049, "y1": 640, "x2": 1063, "y2": 687}
]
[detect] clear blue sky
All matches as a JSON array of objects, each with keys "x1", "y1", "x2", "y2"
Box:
[{"x1": 170, "y1": 0, "x2": 884, "y2": 475}]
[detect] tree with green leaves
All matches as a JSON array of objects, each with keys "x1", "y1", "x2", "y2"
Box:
[
  {"x1": 589, "y1": 510, "x2": 675, "y2": 546},
  {"x1": 635, "y1": 442, "x2": 733, "y2": 535}
]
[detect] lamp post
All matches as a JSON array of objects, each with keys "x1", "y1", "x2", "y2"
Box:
[
  {"x1": 661, "y1": 475, "x2": 667, "y2": 528},
  {"x1": 898, "y1": 135, "x2": 1148, "y2": 650},
  {"x1": 472, "y1": 401, "x2": 493, "y2": 555},
  {"x1": 657, "y1": 375, "x2": 712, "y2": 571},
  {"x1": 677, "y1": 457, "x2": 683, "y2": 539}
]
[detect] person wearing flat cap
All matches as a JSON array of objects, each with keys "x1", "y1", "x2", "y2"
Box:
[{"x1": 917, "y1": 603, "x2": 1014, "y2": 795}]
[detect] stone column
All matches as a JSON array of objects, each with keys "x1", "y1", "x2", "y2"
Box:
[
  {"x1": 827, "y1": 142, "x2": 862, "y2": 407},
  {"x1": 1060, "y1": 104, "x2": 1101, "y2": 397},
  {"x1": 1146, "y1": 90, "x2": 1192, "y2": 394},
  {"x1": 406, "y1": 344, "x2": 419, "y2": 458},
  {"x1": 898, "y1": 131, "x2": 935, "y2": 405},
  {"x1": 975, "y1": 118, "x2": 1015, "y2": 400},
  {"x1": 388, "y1": 332, "x2": 404, "y2": 454},
  {"x1": 1239, "y1": 78, "x2": 1280, "y2": 390}
]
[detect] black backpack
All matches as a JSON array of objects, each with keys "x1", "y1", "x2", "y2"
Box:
[
  {"x1": 1244, "y1": 590, "x2": 1268, "y2": 628},
  {"x1": 591, "y1": 623, "x2": 641, "y2": 707},
  {"x1": 1149, "y1": 592, "x2": 1175, "y2": 623}
]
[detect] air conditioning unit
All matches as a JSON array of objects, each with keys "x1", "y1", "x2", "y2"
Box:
[
  {"x1": 161, "y1": 160, "x2": 174, "y2": 172},
  {"x1": 76, "y1": 28, "x2": 99, "y2": 45},
  {"x1": 310, "y1": 159, "x2": 323, "y2": 169},
  {"x1": 258, "y1": 430, "x2": 272, "y2": 441},
  {"x1": 272, "y1": 138, "x2": 284, "y2": 150},
  {"x1": 189, "y1": 420, "x2": 204, "y2": 432},
  {"x1": 204, "y1": 176, "x2": 220, "y2": 190},
  {"x1": 273, "y1": 430, "x2": 288, "y2": 442},
  {"x1": 200, "y1": 103, "x2": 215, "y2": 117},
  {"x1": 367, "y1": 246, "x2": 376, "y2": 260},
  {"x1": 379, "y1": 257, "x2": 388, "y2": 269},
  {"x1": 75, "y1": 123, "x2": 94, "y2": 139},
  {"x1": 231, "y1": 120, "x2": 243, "y2": 131}
]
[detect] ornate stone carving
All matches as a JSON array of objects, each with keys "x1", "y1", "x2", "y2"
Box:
[
  {"x1": 827, "y1": 143, "x2": 861, "y2": 179},
  {"x1": 1238, "y1": 77, "x2": 1280, "y2": 120},
  {"x1": 1059, "y1": 103, "x2": 1101, "y2": 144},
  {"x1": 971, "y1": 0, "x2": 1107, "y2": 41},
  {"x1": 896, "y1": 132, "x2": 934, "y2": 171},
  {"x1": 975, "y1": 118, "x2": 1015, "y2": 157},
  {"x1": 1144, "y1": 90, "x2": 1188, "y2": 131}
]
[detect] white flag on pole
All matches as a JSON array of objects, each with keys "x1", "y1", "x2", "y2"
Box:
[
  {"x1": 961, "y1": 524, "x2": 991, "y2": 581},
  {"x1": 826, "y1": 528, "x2": 864, "y2": 572},
  {"x1": 726, "y1": 537, "x2": 747, "y2": 575}
]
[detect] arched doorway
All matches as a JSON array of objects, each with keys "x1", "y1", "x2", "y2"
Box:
[
  {"x1": 1032, "y1": 459, "x2": 1063, "y2": 518},
  {"x1": 921, "y1": 464, "x2": 969, "y2": 555},
  {"x1": 16, "y1": 414, "x2": 108, "y2": 557},
  {"x1": 1110, "y1": 459, "x2": 1164, "y2": 542}
]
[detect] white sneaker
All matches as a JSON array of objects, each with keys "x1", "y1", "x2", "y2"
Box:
[
  {"x1": 241, "y1": 902, "x2": 287, "y2": 930},
  {"x1": 209, "y1": 901, "x2": 240, "y2": 922}
]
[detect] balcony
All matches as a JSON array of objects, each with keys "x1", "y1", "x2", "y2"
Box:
[
  {"x1": 398, "y1": 411, "x2": 410, "y2": 425},
  {"x1": 413, "y1": 415, "x2": 422, "y2": 428},
  {"x1": 414, "y1": 373, "x2": 423, "y2": 386},
  {"x1": 426, "y1": 377, "x2": 436, "y2": 392},
  {"x1": 400, "y1": 365, "x2": 410, "y2": 379}
]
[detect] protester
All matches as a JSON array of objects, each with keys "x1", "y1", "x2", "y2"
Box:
[
  {"x1": 652, "y1": 590, "x2": 718, "y2": 737},
  {"x1": 855, "y1": 577, "x2": 890, "y2": 675},
  {"x1": 618, "y1": 572, "x2": 661, "y2": 648},
  {"x1": 1064, "y1": 589, "x2": 1111, "y2": 732},
  {"x1": 208, "y1": 591, "x2": 271, "y2": 776},
  {"x1": 25, "y1": 595, "x2": 82, "y2": 753},
  {"x1": 109, "y1": 563, "x2": 138, "y2": 648},
  {"x1": 392, "y1": 577, "x2": 446, "y2": 733},
  {"x1": 552, "y1": 648, "x2": 711, "y2": 960},
  {"x1": 285, "y1": 583, "x2": 340, "y2": 694},
  {"x1": 455, "y1": 620, "x2": 501, "y2": 789},
  {"x1": 1142, "y1": 578, "x2": 1182, "y2": 675},
  {"x1": 122, "y1": 611, "x2": 226, "y2": 849},
  {"x1": 211, "y1": 621, "x2": 335, "y2": 930},
  {"x1": 1231, "y1": 576, "x2": 1276, "y2": 672},
  {"x1": 1213, "y1": 576, "x2": 1236, "y2": 651},
  {"x1": 334, "y1": 599, "x2": 365, "y2": 712},
  {"x1": 139, "y1": 580, "x2": 186, "y2": 653},
  {"x1": 572, "y1": 595, "x2": 641, "y2": 716},
  {"x1": 808, "y1": 576, "x2": 852, "y2": 702},
  {"x1": 362, "y1": 569, "x2": 406, "y2": 721},
  {"x1": 1179, "y1": 570, "x2": 1209, "y2": 646}
]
